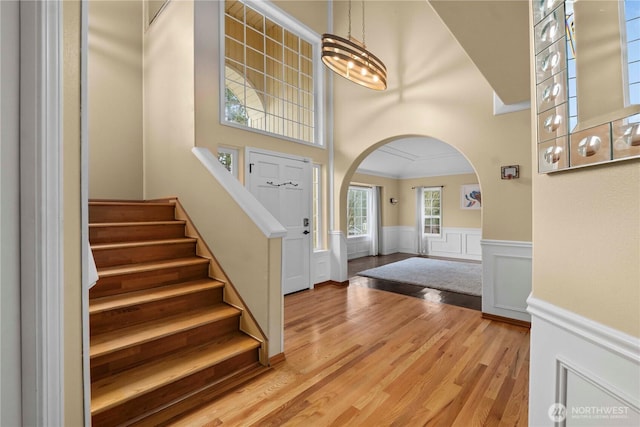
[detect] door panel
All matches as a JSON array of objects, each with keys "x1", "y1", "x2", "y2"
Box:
[{"x1": 247, "y1": 150, "x2": 311, "y2": 294}]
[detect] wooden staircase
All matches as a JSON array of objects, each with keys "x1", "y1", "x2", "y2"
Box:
[{"x1": 89, "y1": 200, "x2": 267, "y2": 426}]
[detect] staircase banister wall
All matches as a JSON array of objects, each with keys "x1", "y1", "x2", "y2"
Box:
[{"x1": 192, "y1": 147, "x2": 286, "y2": 238}]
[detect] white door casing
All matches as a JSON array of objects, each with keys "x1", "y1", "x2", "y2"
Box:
[{"x1": 246, "y1": 148, "x2": 312, "y2": 295}]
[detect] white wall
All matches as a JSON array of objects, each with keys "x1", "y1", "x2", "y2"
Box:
[{"x1": 0, "y1": 1, "x2": 22, "y2": 424}]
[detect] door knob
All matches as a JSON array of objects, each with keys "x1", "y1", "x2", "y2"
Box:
[{"x1": 303, "y1": 230, "x2": 310, "y2": 235}]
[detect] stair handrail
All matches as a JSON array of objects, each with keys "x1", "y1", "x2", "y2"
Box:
[{"x1": 192, "y1": 147, "x2": 286, "y2": 238}]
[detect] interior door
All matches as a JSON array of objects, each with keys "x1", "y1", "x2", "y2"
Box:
[{"x1": 246, "y1": 149, "x2": 311, "y2": 295}]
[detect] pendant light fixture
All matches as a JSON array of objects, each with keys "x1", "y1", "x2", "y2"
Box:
[{"x1": 321, "y1": 0, "x2": 387, "y2": 90}]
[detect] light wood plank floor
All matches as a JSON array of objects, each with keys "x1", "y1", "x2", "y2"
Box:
[{"x1": 171, "y1": 285, "x2": 530, "y2": 426}]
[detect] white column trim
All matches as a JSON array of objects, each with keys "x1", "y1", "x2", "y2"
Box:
[{"x1": 19, "y1": 1, "x2": 64, "y2": 425}]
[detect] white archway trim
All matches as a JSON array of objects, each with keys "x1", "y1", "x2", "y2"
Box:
[{"x1": 20, "y1": 1, "x2": 64, "y2": 425}]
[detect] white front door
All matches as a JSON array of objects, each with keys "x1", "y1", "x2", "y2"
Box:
[{"x1": 246, "y1": 149, "x2": 311, "y2": 295}]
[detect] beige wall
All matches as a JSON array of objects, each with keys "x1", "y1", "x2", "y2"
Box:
[
  {"x1": 88, "y1": 0, "x2": 143, "y2": 199},
  {"x1": 144, "y1": 0, "x2": 284, "y2": 355},
  {"x1": 399, "y1": 174, "x2": 481, "y2": 229},
  {"x1": 63, "y1": 1, "x2": 84, "y2": 425},
  {"x1": 332, "y1": 1, "x2": 532, "y2": 243},
  {"x1": 531, "y1": 1, "x2": 640, "y2": 337},
  {"x1": 350, "y1": 173, "x2": 400, "y2": 227},
  {"x1": 351, "y1": 172, "x2": 482, "y2": 230},
  {"x1": 193, "y1": 0, "x2": 330, "y2": 248}
]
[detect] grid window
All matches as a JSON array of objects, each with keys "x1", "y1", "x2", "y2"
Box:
[
  {"x1": 347, "y1": 187, "x2": 369, "y2": 237},
  {"x1": 422, "y1": 187, "x2": 441, "y2": 236},
  {"x1": 222, "y1": 0, "x2": 320, "y2": 145},
  {"x1": 625, "y1": 0, "x2": 640, "y2": 105},
  {"x1": 312, "y1": 165, "x2": 323, "y2": 250}
]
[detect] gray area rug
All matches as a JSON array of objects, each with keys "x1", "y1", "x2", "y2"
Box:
[{"x1": 356, "y1": 257, "x2": 482, "y2": 296}]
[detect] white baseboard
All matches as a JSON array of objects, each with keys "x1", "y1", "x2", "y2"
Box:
[{"x1": 527, "y1": 296, "x2": 640, "y2": 426}]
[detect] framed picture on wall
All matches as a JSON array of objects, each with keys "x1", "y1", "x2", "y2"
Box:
[{"x1": 461, "y1": 184, "x2": 481, "y2": 210}]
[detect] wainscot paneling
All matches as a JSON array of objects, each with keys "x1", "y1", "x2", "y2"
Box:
[
  {"x1": 481, "y1": 239, "x2": 531, "y2": 322},
  {"x1": 397, "y1": 226, "x2": 418, "y2": 254},
  {"x1": 528, "y1": 296, "x2": 640, "y2": 426},
  {"x1": 347, "y1": 235, "x2": 371, "y2": 260},
  {"x1": 425, "y1": 227, "x2": 482, "y2": 261},
  {"x1": 380, "y1": 226, "x2": 400, "y2": 255},
  {"x1": 312, "y1": 250, "x2": 330, "y2": 285},
  {"x1": 329, "y1": 231, "x2": 348, "y2": 283}
]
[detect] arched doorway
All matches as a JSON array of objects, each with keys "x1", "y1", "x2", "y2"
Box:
[{"x1": 340, "y1": 135, "x2": 483, "y2": 307}]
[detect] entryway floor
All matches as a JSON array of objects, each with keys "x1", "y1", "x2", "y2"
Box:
[{"x1": 348, "y1": 253, "x2": 482, "y2": 311}]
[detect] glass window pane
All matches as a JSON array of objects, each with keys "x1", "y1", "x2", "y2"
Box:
[{"x1": 223, "y1": 2, "x2": 317, "y2": 144}]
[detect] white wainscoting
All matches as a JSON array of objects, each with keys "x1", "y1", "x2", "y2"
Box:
[
  {"x1": 381, "y1": 226, "x2": 481, "y2": 261},
  {"x1": 528, "y1": 296, "x2": 640, "y2": 426},
  {"x1": 481, "y1": 239, "x2": 531, "y2": 322},
  {"x1": 397, "y1": 226, "x2": 418, "y2": 254},
  {"x1": 329, "y1": 231, "x2": 348, "y2": 283},
  {"x1": 380, "y1": 225, "x2": 418, "y2": 255},
  {"x1": 424, "y1": 227, "x2": 482, "y2": 261},
  {"x1": 347, "y1": 235, "x2": 371, "y2": 260},
  {"x1": 312, "y1": 250, "x2": 330, "y2": 285},
  {"x1": 380, "y1": 226, "x2": 400, "y2": 255}
]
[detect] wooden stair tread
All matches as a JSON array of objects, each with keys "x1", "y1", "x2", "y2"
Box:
[
  {"x1": 89, "y1": 220, "x2": 186, "y2": 227},
  {"x1": 91, "y1": 238, "x2": 196, "y2": 251},
  {"x1": 91, "y1": 332, "x2": 261, "y2": 415},
  {"x1": 90, "y1": 279, "x2": 224, "y2": 314},
  {"x1": 90, "y1": 305, "x2": 241, "y2": 359},
  {"x1": 89, "y1": 201, "x2": 175, "y2": 207},
  {"x1": 96, "y1": 257, "x2": 210, "y2": 278}
]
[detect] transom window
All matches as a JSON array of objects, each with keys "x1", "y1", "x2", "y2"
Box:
[
  {"x1": 422, "y1": 187, "x2": 442, "y2": 236},
  {"x1": 222, "y1": 0, "x2": 323, "y2": 145}
]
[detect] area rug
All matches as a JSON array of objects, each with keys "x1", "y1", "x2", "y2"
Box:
[{"x1": 356, "y1": 257, "x2": 482, "y2": 296}]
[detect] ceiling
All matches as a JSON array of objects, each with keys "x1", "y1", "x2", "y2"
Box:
[{"x1": 356, "y1": 137, "x2": 475, "y2": 179}]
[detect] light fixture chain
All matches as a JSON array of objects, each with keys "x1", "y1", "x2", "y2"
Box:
[
  {"x1": 362, "y1": 0, "x2": 365, "y2": 46},
  {"x1": 348, "y1": 0, "x2": 352, "y2": 38}
]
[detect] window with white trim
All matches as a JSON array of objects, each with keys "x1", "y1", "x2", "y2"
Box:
[
  {"x1": 422, "y1": 187, "x2": 442, "y2": 236},
  {"x1": 217, "y1": 146, "x2": 239, "y2": 178},
  {"x1": 312, "y1": 164, "x2": 323, "y2": 250},
  {"x1": 222, "y1": 0, "x2": 323, "y2": 145},
  {"x1": 347, "y1": 187, "x2": 369, "y2": 237}
]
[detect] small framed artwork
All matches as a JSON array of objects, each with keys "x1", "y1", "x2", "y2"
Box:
[
  {"x1": 461, "y1": 184, "x2": 481, "y2": 210},
  {"x1": 501, "y1": 165, "x2": 520, "y2": 179}
]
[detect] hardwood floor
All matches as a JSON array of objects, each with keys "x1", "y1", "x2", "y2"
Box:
[
  {"x1": 349, "y1": 253, "x2": 482, "y2": 311},
  {"x1": 171, "y1": 285, "x2": 529, "y2": 426}
]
